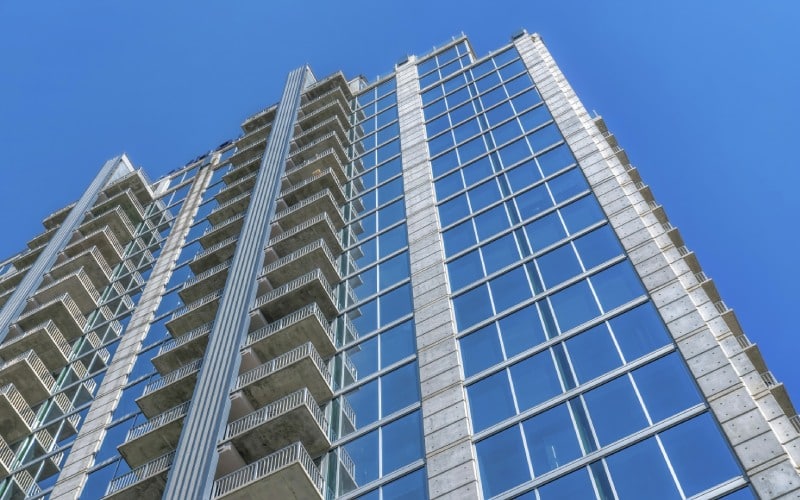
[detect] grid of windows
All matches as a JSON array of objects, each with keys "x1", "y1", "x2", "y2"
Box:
[{"x1": 423, "y1": 44, "x2": 746, "y2": 499}]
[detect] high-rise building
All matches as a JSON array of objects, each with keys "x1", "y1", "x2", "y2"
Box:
[{"x1": 0, "y1": 30, "x2": 797, "y2": 500}]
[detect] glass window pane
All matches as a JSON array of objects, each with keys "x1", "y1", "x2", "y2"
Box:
[
  {"x1": 447, "y1": 249, "x2": 483, "y2": 291},
  {"x1": 476, "y1": 426, "x2": 531, "y2": 497},
  {"x1": 381, "y1": 362, "x2": 420, "y2": 416},
  {"x1": 583, "y1": 376, "x2": 648, "y2": 446},
  {"x1": 379, "y1": 253, "x2": 409, "y2": 290},
  {"x1": 524, "y1": 211, "x2": 566, "y2": 252},
  {"x1": 380, "y1": 284, "x2": 412, "y2": 326},
  {"x1": 499, "y1": 303, "x2": 547, "y2": 356},
  {"x1": 510, "y1": 350, "x2": 562, "y2": 411},
  {"x1": 442, "y1": 220, "x2": 477, "y2": 256},
  {"x1": 498, "y1": 137, "x2": 532, "y2": 167},
  {"x1": 633, "y1": 353, "x2": 701, "y2": 422},
  {"x1": 537, "y1": 143, "x2": 575, "y2": 176},
  {"x1": 381, "y1": 467, "x2": 427, "y2": 500},
  {"x1": 515, "y1": 184, "x2": 553, "y2": 220},
  {"x1": 380, "y1": 320, "x2": 416, "y2": 367},
  {"x1": 462, "y1": 156, "x2": 495, "y2": 186},
  {"x1": 548, "y1": 280, "x2": 600, "y2": 333},
  {"x1": 467, "y1": 371, "x2": 515, "y2": 431},
  {"x1": 519, "y1": 105, "x2": 552, "y2": 133},
  {"x1": 661, "y1": 413, "x2": 741, "y2": 497},
  {"x1": 537, "y1": 243, "x2": 582, "y2": 289},
  {"x1": 573, "y1": 225, "x2": 622, "y2": 270},
  {"x1": 565, "y1": 324, "x2": 622, "y2": 383},
  {"x1": 474, "y1": 204, "x2": 510, "y2": 241},
  {"x1": 528, "y1": 124, "x2": 562, "y2": 153},
  {"x1": 590, "y1": 261, "x2": 644, "y2": 312},
  {"x1": 434, "y1": 170, "x2": 463, "y2": 200},
  {"x1": 489, "y1": 266, "x2": 532, "y2": 313},
  {"x1": 345, "y1": 380, "x2": 379, "y2": 430},
  {"x1": 559, "y1": 195, "x2": 605, "y2": 234},
  {"x1": 609, "y1": 303, "x2": 671, "y2": 362},
  {"x1": 454, "y1": 284, "x2": 493, "y2": 330},
  {"x1": 344, "y1": 429, "x2": 380, "y2": 486},
  {"x1": 548, "y1": 167, "x2": 588, "y2": 203},
  {"x1": 468, "y1": 179, "x2": 502, "y2": 212},
  {"x1": 480, "y1": 233, "x2": 521, "y2": 275},
  {"x1": 606, "y1": 438, "x2": 681, "y2": 500},
  {"x1": 538, "y1": 468, "x2": 596, "y2": 500},
  {"x1": 523, "y1": 404, "x2": 582, "y2": 475},
  {"x1": 506, "y1": 159, "x2": 542, "y2": 191},
  {"x1": 460, "y1": 324, "x2": 504, "y2": 377}
]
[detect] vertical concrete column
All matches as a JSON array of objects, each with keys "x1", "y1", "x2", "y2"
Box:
[
  {"x1": 51, "y1": 164, "x2": 214, "y2": 500},
  {"x1": 0, "y1": 155, "x2": 134, "y2": 343},
  {"x1": 514, "y1": 32, "x2": 800, "y2": 498},
  {"x1": 163, "y1": 66, "x2": 310, "y2": 500},
  {"x1": 396, "y1": 59, "x2": 480, "y2": 499}
]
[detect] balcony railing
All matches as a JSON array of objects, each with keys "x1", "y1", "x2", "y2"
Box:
[
  {"x1": 0, "y1": 350, "x2": 55, "y2": 405},
  {"x1": 141, "y1": 359, "x2": 201, "y2": 398},
  {"x1": 274, "y1": 189, "x2": 345, "y2": 230},
  {"x1": 106, "y1": 450, "x2": 174, "y2": 497},
  {"x1": 0, "y1": 320, "x2": 71, "y2": 372},
  {"x1": 0, "y1": 383, "x2": 36, "y2": 442},
  {"x1": 17, "y1": 293, "x2": 87, "y2": 341},
  {"x1": 126, "y1": 401, "x2": 191, "y2": 442},
  {"x1": 284, "y1": 148, "x2": 347, "y2": 186},
  {"x1": 211, "y1": 442, "x2": 324, "y2": 499},
  {"x1": 269, "y1": 213, "x2": 343, "y2": 257},
  {"x1": 260, "y1": 238, "x2": 339, "y2": 289},
  {"x1": 253, "y1": 269, "x2": 337, "y2": 322},
  {"x1": 245, "y1": 302, "x2": 335, "y2": 360}
]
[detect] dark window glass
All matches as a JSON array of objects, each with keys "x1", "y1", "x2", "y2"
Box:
[
  {"x1": 460, "y1": 324, "x2": 503, "y2": 377},
  {"x1": 476, "y1": 426, "x2": 530, "y2": 497},
  {"x1": 583, "y1": 376, "x2": 648, "y2": 446},
  {"x1": 454, "y1": 284, "x2": 493, "y2": 330},
  {"x1": 523, "y1": 404, "x2": 582, "y2": 475},
  {"x1": 633, "y1": 353, "x2": 701, "y2": 422},
  {"x1": 499, "y1": 304, "x2": 547, "y2": 356},
  {"x1": 548, "y1": 280, "x2": 600, "y2": 333},
  {"x1": 468, "y1": 371, "x2": 515, "y2": 431},
  {"x1": 606, "y1": 438, "x2": 681, "y2": 499},
  {"x1": 573, "y1": 225, "x2": 622, "y2": 270},
  {"x1": 538, "y1": 468, "x2": 596, "y2": 500},
  {"x1": 511, "y1": 350, "x2": 562, "y2": 411},
  {"x1": 566, "y1": 324, "x2": 623, "y2": 383},
  {"x1": 590, "y1": 261, "x2": 644, "y2": 312},
  {"x1": 609, "y1": 303, "x2": 671, "y2": 361}
]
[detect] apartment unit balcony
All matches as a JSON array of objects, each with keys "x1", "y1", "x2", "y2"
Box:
[
  {"x1": 49, "y1": 247, "x2": 113, "y2": 291},
  {"x1": 102, "y1": 169, "x2": 156, "y2": 207},
  {"x1": 237, "y1": 121, "x2": 272, "y2": 150},
  {"x1": 0, "y1": 383, "x2": 36, "y2": 443},
  {"x1": 251, "y1": 270, "x2": 338, "y2": 328},
  {"x1": 32, "y1": 267, "x2": 99, "y2": 314},
  {"x1": 235, "y1": 342, "x2": 333, "y2": 409},
  {"x1": 274, "y1": 189, "x2": 345, "y2": 233},
  {"x1": 79, "y1": 206, "x2": 136, "y2": 246},
  {"x1": 0, "y1": 266, "x2": 28, "y2": 294},
  {"x1": 0, "y1": 350, "x2": 54, "y2": 406},
  {"x1": 245, "y1": 303, "x2": 335, "y2": 362},
  {"x1": 0, "y1": 435, "x2": 14, "y2": 479},
  {"x1": 63, "y1": 226, "x2": 125, "y2": 268},
  {"x1": 119, "y1": 401, "x2": 189, "y2": 468},
  {"x1": 216, "y1": 172, "x2": 257, "y2": 204},
  {"x1": 242, "y1": 104, "x2": 276, "y2": 134},
  {"x1": 0, "y1": 289, "x2": 12, "y2": 309},
  {"x1": 222, "y1": 156, "x2": 260, "y2": 185},
  {"x1": 223, "y1": 388, "x2": 329, "y2": 466},
  {"x1": 105, "y1": 451, "x2": 173, "y2": 500},
  {"x1": 136, "y1": 359, "x2": 200, "y2": 418},
  {"x1": 212, "y1": 442, "x2": 324, "y2": 500},
  {"x1": 0, "y1": 321, "x2": 72, "y2": 373},
  {"x1": 189, "y1": 236, "x2": 238, "y2": 275},
  {"x1": 13, "y1": 244, "x2": 45, "y2": 270},
  {"x1": 259, "y1": 239, "x2": 340, "y2": 293},
  {"x1": 151, "y1": 323, "x2": 211, "y2": 374},
  {"x1": 90, "y1": 188, "x2": 146, "y2": 226},
  {"x1": 296, "y1": 99, "x2": 350, "y2": 137},
  {"x1": 27, "y1": 225, "x2": 59, "y2": 250},
  {"x1": 227, "y1": 137, "x2": 266, "y2": 167},
  {"x1": 199, "y1": 213, "x2": 245, "y2": 248},
  {"x1": 287, "y1": 132, "x2": 348, "y2": 171},
  {"x1": 165, "y1": 290, "x2": 221, "y2": 337},
  {"x1": 180, "y1": 260, "x2": 231, "y2": 304},
  {"x1": 284, "y1": 148, "x2": 348, "y2": 187},
  {"x1": 269, "y1": 213, "x2": 343, "y2": 257},
  {"x1": 43, "y1": 202, "x2": 76, "y2": 230},
  {"x1": 300, "y1": 77, "x2": 350, "y2": 116},
  {"x1": 280, "y1": 167, "x2": 346, "y2": 207},
  {"x1": 2, "y1": 470, "x2": 41, "y2": 499},
  {"x1": 16, "y1": 293, "x2": 87, "y2": 341},
  {"x1": 207, "y1": 192, "x2": 251, "y2": 226},
  {"x1": 292, "y1": 116, "x2": 348, "y2": 153}
]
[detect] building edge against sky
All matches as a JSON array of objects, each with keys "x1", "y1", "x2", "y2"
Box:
[{"x1": 0, "y1": 29, "x2": 797, "y2": 499}]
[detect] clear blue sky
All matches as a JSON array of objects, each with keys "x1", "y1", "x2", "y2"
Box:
[{"x1": 1, "y1": 2, "x2": 798, "y2": 403}]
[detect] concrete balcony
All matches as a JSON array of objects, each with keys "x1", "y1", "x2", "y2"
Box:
[
  {"x1": 1, "y1": 470, "x2": 41, "y2": 499},
  {"x1": 199, "y1": 213, "x2": 245, "y2": 248},
  {"x1": 244, "y1": 303, "x2": 335, "y2": 362},
  {"x1": 63, "y1": 226, "x2": 125, "y2": 268},
  {"x1": 165, "y1": 290, "x2": 221, "y2": 337},
  {"x1": 216, "y1": 172, "x2": 257, "y2": 204},
  {"x1": 43, "y1": 202, "x2": 76, "y2": 230},
  {"x1": 237, "y1": 122, "x2": 272, "y2": 150},
  {"x1": 0, "y1": 266, "x2": 28, "y2": 294},
  {"x1": 300, "y1": 80, "x2": 350, "y2": 116},
  {"x1": 0, "y1": 350, "x2": 54, "y2": 406},
  {"x1": 152, "y1": 323, "x2": 212, "y2": 374},
  {"x1": 180, "y1": 260, "x2": 231, "y2": 304},
  {"x1": 292, "y1": 116, "x2": 348, "y2": 152},
  {"x1": 242, "y1": 104, "x2": 276, "y2": 134},
  {"x1": 16, "y1": 293, "x2": 87, "y2": 341},
  {"x1": 119, "y1": 401, "x2": 189, "y2": 468},
  {"x1": 275, "y1": 189, "x2": 345, "y2": 232},
  {"x1": 212, "y1": 442, "x2": 324, "y2": 500},
  {"x1": 13, "y1": 244, "x2": 45, "y2": 270},
  {"x1": 235, "y1": 342, "x2": 333, "y2": 409},
  {"x1": 269, "y1": 213, "x2": 343, "y2": 258},
  {"x1": 223, "y1": 389, "x2": 329, "y2": 465},
  {"x1": 207, "y1": 192, "x2": 251, "y2": 226},
  {"x1": 136, "y1": 359, "x2": 200, "y2": 418},
  {"x1": 280, "y1": 167, "x2": 346, "y2": 207},
  {"x1": 0, "y1": 321, "x2": 72, "y2": 373},
  {"x1": 102, "y1": 169, "x2": 155, "y2": 207},
  {"x1": 0, "y1": 435, "x2": 15, "y2": 479},
  {"x1": 296, "y1": 99, "x2": 349, "y2": 136},
  {"x1": 28, "y1": 225, "x2": 60, "y2": 251},
  {"x1": 0, "y1": 383, "x2": 36, "y2": 443},
  {"x1": 105, "y1": 450, "x2": 174, "y2": 500},
  {"x1": 0, "y1": 289, "x2": 11, "y2": 308},
  {"x1": 259, "y1": 239, "x2": 340, "y2": 292},
  {"x1": 91, "y1": 188, "x2": 146, "y2": 226},
  {"x1": 190, "y1": 236, "x2": 238, "y2": 275},
  {"x1": 79, "y1": 206, "x2": 136, "y2": 246},
  {"x1": 287, "y1": 132, "x2": 348, "y2": 172},
  {"x1": 284, "y1": 148, "x2": 347, "y2": 188},
  {"x1": 50, "y1": 246, "x2": 113, "y2": 291},
  {"x1": 251, "y1": 269, "x2": 338, "y2": 327},
  {"x1": 222, "y1": 156, "x2": 260, "y2": 186},
  {"x1": 227, "y1": 137, "x2": 266, "y2": 167},
  {"x1": 32, "y1": 267, "x2": 99, "y2": 314}
]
